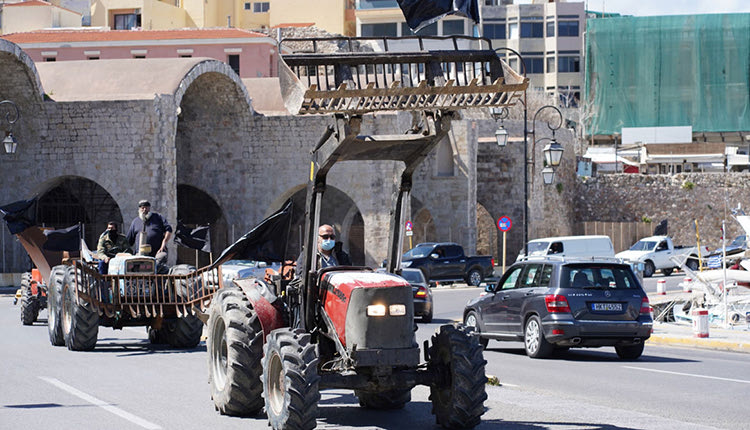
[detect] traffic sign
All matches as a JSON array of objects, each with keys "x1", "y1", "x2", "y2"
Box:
[
  {"x1": 497, "y1": 216, "x2": 512, "y2": 232},
  {"x1": 405, "y1": 220, "x2": 413, "y2": 231},
  {"x1": 406, "y1": 230, "x2": 413, "y2": 236}
]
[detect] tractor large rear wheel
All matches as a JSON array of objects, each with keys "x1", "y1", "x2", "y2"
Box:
[
  {"x1": 428, "y1": 324, "x2": 487, "y2": 429},
  {"x1": 207, "y1": 287, "x2": 265, "y2": 416},
  {"x1": 61, "y1": 265, "x2": 99, "y2": 351},
  {"x1": 262, "y1": 328, "x2": 320, "y2": 430},
  {"x1": 355, "y1": 389, "x2": 411, "y2": 409},
  {"x1": 47, "y1": 265, "x2": 66, "y2": 346},
  {"x1": 20, "y1": 272, "x2": 40, "y2": 325}
]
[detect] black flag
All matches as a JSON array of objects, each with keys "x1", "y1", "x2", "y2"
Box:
[
  {"x1": 214, "y1": 200, "x2": 292, "y2": 266},
  {"x1": 174, "y1": 222, "x2": 212, "y2": 253},
  {"x1": 397, "y1": 0, "x2": 480, "y2": 32},
  {"x1": 0, "y1": 197, "x2": 37, "y2": 235},
  {"x1": 653, "y1": 219, "x2": 668, "y2": 236},
  {"x1": 43, "y1": 224, "x2": 81, "y2": 252}
]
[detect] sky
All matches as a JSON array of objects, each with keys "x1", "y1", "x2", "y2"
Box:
[{"x1": 565, "y1": 0, "x2": 750, "y2": 16}]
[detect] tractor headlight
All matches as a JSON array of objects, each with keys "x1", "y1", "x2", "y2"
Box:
[
  {"x1": 367, "y1": 304, "x2": 386, "y2": 317},
  {"x1": 389, "y1": 304, "x2": 406, "y2": 316}
]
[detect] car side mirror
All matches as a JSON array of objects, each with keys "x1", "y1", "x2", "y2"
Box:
[
  {"x1": 258, "y1": 262, "x2": 268, "y2": 268},
  {"x1": 430, "y1": 253, "x2": 439, "y2": 259},
  {"x1": 484, "y1": 284, "x2": 495, "y2": 293}
]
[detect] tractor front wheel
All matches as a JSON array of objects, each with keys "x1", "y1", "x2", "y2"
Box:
[
  {"x1": 47, "y1": 265, "x2": 67, "y2": 346},
  {"x1": 207, "y1": 287, "x2": 265, "y2": 416},
  {"x1": 20, "y1": 272, "x2": 40, "y2": 325},
  {"x1": 262, "y1": 328, "x2": 320, "y2": 430},
  {"x1": 356, "y1": 389, "x2": 411, "y2": 409},
  {"x1": 428, "y1": 324, "x2": 487, "y2": 429},
  {"x1": 61, "y1": 265, "x2": 99, "y2": 351}
]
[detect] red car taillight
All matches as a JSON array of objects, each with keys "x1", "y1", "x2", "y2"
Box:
[
  {"x1": 640, "y1": 297, "x2": 651, "y2": 315},
  {"x1": 415, "y1": 286, "x2": 428, "y2": 298},
  {"x1": 490, "y1": 258, "x2": 495, "y2": 268},
  {"x1": 544, "y1": 294, "x2": 570, "y2": 313}
]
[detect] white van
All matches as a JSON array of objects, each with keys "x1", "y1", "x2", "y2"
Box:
[{"x1": 516, "y1": 235, "x2": 615, "y2": 261}]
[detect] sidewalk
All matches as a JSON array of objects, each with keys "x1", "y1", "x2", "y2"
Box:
[{"x1": 648, "y1": 321, "x2": 750, "y2": 354}]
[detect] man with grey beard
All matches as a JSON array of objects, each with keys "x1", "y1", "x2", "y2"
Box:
[{"x1": 126, "y1": 199, "x2": 173, "y2": 266}]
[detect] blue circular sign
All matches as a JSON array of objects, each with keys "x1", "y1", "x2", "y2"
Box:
[{"x1": 497, "y1": 216, "x2": 512, "y2": 232}]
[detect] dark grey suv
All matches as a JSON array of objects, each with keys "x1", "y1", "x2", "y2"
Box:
[{"x1": 463, "y1": 258, "x2": 653, "y2": 359}]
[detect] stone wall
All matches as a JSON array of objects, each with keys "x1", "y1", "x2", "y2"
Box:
[{"x1": 574, "y1": 173, "x2": 750, "y2": 249}]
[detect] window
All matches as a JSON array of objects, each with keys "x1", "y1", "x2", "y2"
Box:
[
  {"x1": 253, "y1": 2, "x2": 269, "y2": 12},
  {"x1": 362, "y1": 23, "x2": 397, "y2": 37},
  {"x1": 444, "y1": 246, "x2": 463, "y2": 258},
  {"x1": 526, "y1": 58, "x2": 544, "y2": 74},
  {"x1": 483, "y1": 23, "x2": 505, "y2": 39},
  {"x1": 508, "y1": 23, "x2": 518, "y2": 39},
  {"x1": 559, "y1": 91, "x2": 580, "y2": 108},
  {"x1": 401, "y1": 21, "x2": 436, "y2": 36},
  {"x1": 228, "y1": 54, "x2": 240, "y2": 75},
  {"x1": 442, "y1": 20, "x2": 464, "y2": 35},
  {"x1": 499, "y1": 266, "x2": 523, "y2": 290},
  {"x1": 244, "y1": 2, "x2": 251, "y2": 10},
  {"x1": 436, "y1": 137, "x2": 454, "y2": 176},
  {"x1": 520, "y1": 22, "x2": 543, "y2": 38},
  {"x1": 88, "y1": 57, "x2": 99, "y2": 60},
  {"x1": 45, "y1": 57, "x2": 56, "y2": 62},
  {"x1": 180, "y1": 54, "x2": 192, "y2": 58},
  {"x1": 546, "y1": 57, "x2": 555, "y2": 73},
  {"x1": 558, "y1": 56, "x2": 580, "y2": 73},
  {"x1": 134, "y1": 55, "x2": 145, "y2": 59},
  {"x1": 546, "y1": 21, "x2": 555, "y2": 37},
  {"x1": 113, "y1": 13, "x2": 140, "y2": 30},
  {"x1": 558, "y1": 21, "x2": 579, "y2": 37}
]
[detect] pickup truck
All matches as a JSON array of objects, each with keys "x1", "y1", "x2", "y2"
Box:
[
  {"x1": 615, "y1": 235, "x2": 709, "y2": 277},
  {"x1": 401, "y1": 242, "x2": 494, "y2": 286}
]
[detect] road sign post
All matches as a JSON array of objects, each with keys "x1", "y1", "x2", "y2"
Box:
[{"x1": 497, "y1": 216, "x2": 512, "y2": 273}]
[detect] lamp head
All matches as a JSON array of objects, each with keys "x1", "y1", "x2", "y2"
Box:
[
  {"x1": 3, "y1": 132, "x2": 17, "y2": 154},
  {"x1": 542, "y1": 166, "x2": 555, "y2": 185},
  {"x1": 543, "y1": 139, "x2": 564, "y2": 167}
]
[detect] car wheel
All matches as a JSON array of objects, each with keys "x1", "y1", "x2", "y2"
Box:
[
  {"x1": 661, "y1": 268, "x2": 673, "y2": 276},
  {"x1": 615, "y1": 343, "x2": 644, "y2": 360},
  {"x1": 422, "y1": 309, "x2": 433, "y2": 323},
  {"x1": 686, "y1": 258, "x2": 699, "y2": 271},
  {"x1": 524, "y1": 315, "x2": 553, "y2": 358},
  {"x1": 643, "y1": 260, "x2": 655, "y2": 278},
  {"x1": 464, "y1": 311, "x2": 488, "y2": 348},
  {"x1": 467, "y1": 270, "x2": 482, "y2": 287}
]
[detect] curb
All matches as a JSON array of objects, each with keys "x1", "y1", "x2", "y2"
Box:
[{"x1": 647, "y1": 334, "x2": 750, "y2": 354}]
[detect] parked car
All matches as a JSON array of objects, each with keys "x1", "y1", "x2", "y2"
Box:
[
  {"x1": 517, "y1": 235, "x2": 615, "y2": 261},
  {"x1": 615, "y1": 235, "x2": 709, "y2": 277},
  {"x1": 400, "y1": 268, "x2": 433, "y2": 323},
  {"x1": 707, "y1": 234, "x2": 747, "y2": 258},
  {"x1": 220, "y1": 259, "x2": 281, "y2": 285},
  {"x1": 463, "y1": 257, "x2": 652, "y2": 359},
  {"x1": 401, "y1": 242, "x2": 494, "y2": 286}
]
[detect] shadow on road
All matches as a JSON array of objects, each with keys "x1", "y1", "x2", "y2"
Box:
[
  {"x1": 484, "y1": 346, "x2": 697, "y2": 363},
  {"x1": 480, "y1": 420, "x2": 642, "y2": 429}
]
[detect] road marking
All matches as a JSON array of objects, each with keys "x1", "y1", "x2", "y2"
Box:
[
  {"x1": 39, "y1": 377, "x2": 162, "y2": 429},
  {"x1": 623, "y1": 366, "x2": 750, "y2": 384}
]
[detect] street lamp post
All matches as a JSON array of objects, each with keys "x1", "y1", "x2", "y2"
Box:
[
  {"x1": 1, "y1": 100, "x2": 20, "y2": 154},
  {"x1": 492, "y1": 48, "x2": 565, "y2": 256}
]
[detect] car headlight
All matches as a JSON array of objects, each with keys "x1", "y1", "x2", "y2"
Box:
[
  {"x1": 389, "y1": 304, "x2": 406, "y2": 316},
  {"x1": 367, "y1": 304, "x2": 386, "y2": 317}
]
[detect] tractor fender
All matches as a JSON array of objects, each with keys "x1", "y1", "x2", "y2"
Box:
[{"x1": 234, "y1": 278, "x2": 285, "y2": 340}]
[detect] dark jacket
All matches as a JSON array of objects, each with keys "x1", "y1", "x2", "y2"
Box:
[{"x1": 126, "y1": 212, "x2": 172, "y2": 257}]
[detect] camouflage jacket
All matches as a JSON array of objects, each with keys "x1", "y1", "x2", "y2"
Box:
[{"x1": 97, "y1": 232, "x2": 132, "y2": 259}]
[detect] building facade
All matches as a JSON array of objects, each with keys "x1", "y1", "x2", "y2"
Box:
[{"x1": 1, "y1": 0, "x2": 83, "y2": 35}]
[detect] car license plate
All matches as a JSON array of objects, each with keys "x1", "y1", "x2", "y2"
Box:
[{"x1": 592, "y1": 302, "x2": 622, "y2": 312}]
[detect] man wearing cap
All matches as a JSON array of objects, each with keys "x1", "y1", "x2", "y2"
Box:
[{"x1": 126, "y1": 200, "x2": 173, "y2": 266}]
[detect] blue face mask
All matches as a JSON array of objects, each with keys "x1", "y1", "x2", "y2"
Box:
[{"x1": 321, "y1": 239, "x2": 335, "y2": 251}]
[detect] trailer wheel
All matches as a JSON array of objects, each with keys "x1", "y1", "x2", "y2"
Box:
[
  {"x1": 262, "y1": 328, "x2": 320, "y2": 430},
  {"x1": 207, "y1": 287, "x2": 265, "y2": 417},
  {"x1": 20, "y1": 272, "x2": 40, "y2": 325},
  {"x1": 356, "y1": 389, "x2": 411, "y2": 409},
  {"x1": 61, "y1": 265, "x2": 99, "y2": 351},
  {"x1": 47, "y1": 265, "x2": 66, "y2": 346},
  {"x1": 428, "y1": 324, "x2": 487, "y2": 429},
  {"x1": 163, "y1": 315, "x2": 203, "y2": 348}
]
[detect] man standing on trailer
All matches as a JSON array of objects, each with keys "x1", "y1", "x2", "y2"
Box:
[{"x1": 126, "y1": 200, "x2": 173, "y2": 266}]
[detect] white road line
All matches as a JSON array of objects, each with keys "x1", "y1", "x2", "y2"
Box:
[
  {"x1": 39, "y1": 377, "x2": 162, "y2": 429},
  {"x1": 623, "y1": 366, "x2": 750, "y2": 384}
]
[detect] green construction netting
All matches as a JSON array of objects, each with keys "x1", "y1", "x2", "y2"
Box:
[{"x1": 585, "y1": 14, "x2": 750, "y2": 136}]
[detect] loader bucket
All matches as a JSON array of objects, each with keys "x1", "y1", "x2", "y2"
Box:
[
  {"x1": 16, "y1": 227, "x2": 75, "y2": 284},
  {"x1": 278, "y1": 36, "x2": 528, "y2": 115}
]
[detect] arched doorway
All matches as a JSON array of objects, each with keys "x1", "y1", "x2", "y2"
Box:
[
  {"x1": 176, "y1": 184, "x2": 226, "y2": 267},
  {"x1": 476, "y1": 203, "x2": 498, "y2": 262},
  {"x1": 410, "y1": 197, "x2": 437, "y2": 251},
  {"x1": 37, "y1": 176, "x2": 122, "y2": 249}
]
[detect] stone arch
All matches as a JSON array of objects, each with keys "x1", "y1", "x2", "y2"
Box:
[
  {"x1": 476, "y1": 203, "x2": 498, "y2": 263},
  {"x1": 34, "y1": 176, "x2": 123, "y2": 249},
  {"x1": 176, "y1": 184, "x2": 227, "y2": 266},
  {"x1": 173, "y1": 60, "x2": 252, "y2": 111},
  {"x1": 410, "y1": 196, "x2": 437, "y2": 249},
  {"x1": 271, "y1": 185, "x2": 365, "y2": 265}
]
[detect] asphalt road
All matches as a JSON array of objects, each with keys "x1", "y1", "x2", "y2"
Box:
[{"x1": 2, "y1": 287, "x2": 748, "y2": 430}]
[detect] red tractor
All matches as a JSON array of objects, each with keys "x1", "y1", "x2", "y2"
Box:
[{"x1": 205, "y1": 35, "x2": 528, "y2": 429}]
